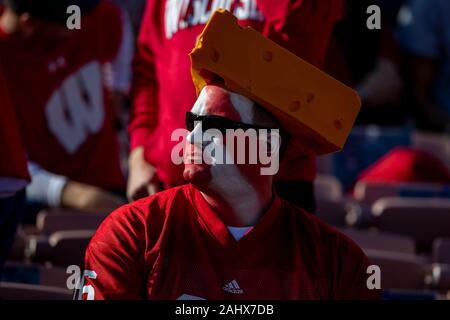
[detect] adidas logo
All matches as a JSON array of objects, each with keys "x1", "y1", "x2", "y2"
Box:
[{"x1": 222, "y1": 279, "x2": 244, "y2": 294}]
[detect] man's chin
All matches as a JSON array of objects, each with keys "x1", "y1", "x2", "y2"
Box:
[{"x1": 183, "y1": 165, "x2": 212, "y2": 187}]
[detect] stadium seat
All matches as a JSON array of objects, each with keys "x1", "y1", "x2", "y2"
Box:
[
  {"x1": 7, "y1": 228, "x2": 28, "y2": 262},
  {"x1": 429, "y1": 263, "x2": 450, "y2": 291},
  {"x1": 36, "y1": 209, "x2": 107, "y2": 234},
  {"x1": 316, "y1": 154, "x2": 334, "y2": 175},
  {"x1": 37, "y1": 265, "x2": 70, "y2": 289},
  {"x1": 381, "y1": 289, "x2": 438, "y2": 300},
  {"x1": 412, "y1": 131, "x2": 450, "y2": 169},
  {"x1": 316, "y1": 199, "x2": 348, "y2": 226},
  {"x1": 371, "y1": 197, "x2": 450, "y2": 250},
  {"x1": 354, "y1": 181, "x2": 450, "y2": 205},
  {"x1": 354, "y1": 182, "x2": 397, "y2": 204},
  {"x1": 314, "y1": 174, "x2": 343, "y2": 201},
  {"x1": 25, "y1": 235, "x2": 52, "y2": 264},
  {"x1": 26, "y1": 230, "x2": 95, "y2": 267},
  {"x1": 345, "y1": 201, "x2": 374, "y2": 228},
  {"x1": 0, "y1": 282, "x2": 72, "y2": 300},
  {"x1": 2, "y1": 262, "x2": 69, "y2": 289},
  {"x1": 432, "y1": 238, "x2": 450, "y2": 264},
  {"x1": 364, "y1": 249, "x2": 428, "y2": 290},
  {"x1": 337, "y1": 228, "x2": 416, "y2": 254}
]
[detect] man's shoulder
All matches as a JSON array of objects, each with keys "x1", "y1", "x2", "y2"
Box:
[
  {"x1": 283, "y1": 202, "x2": 380, "y2": 299},
  {"x1": 284, "y1": 201, "x2": 366, "y2": 259},
  {"x1": 130, "y1": 184, "x2": 193, "y2": 211},
  {"x1": 91, "y1": 184, "x2": 193, "y2": 245},
  {"x1": 103, "y1": 184, "x2": 192, "y2": 225}
]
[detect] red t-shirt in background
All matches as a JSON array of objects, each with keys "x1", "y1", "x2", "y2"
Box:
[
  {"x1": 357, "y1": 147, "x2": 450, "y2": 185},
  {"x1": 83, "y1": 184, "x2": 378, "y2": 300},
  {"x1": 0, "y1": 1, "x2": 125, "y2": 190},
  {"x1": 0, "y1": 61, "x2": 29, "y2": 182},
  {"x1": 129, "y1": 0, "x2": 344, "y2": 188}
]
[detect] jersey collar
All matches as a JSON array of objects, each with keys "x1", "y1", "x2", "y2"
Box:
[{"x1": 189, "y1": 183, "x2": 283, "y2": 253}]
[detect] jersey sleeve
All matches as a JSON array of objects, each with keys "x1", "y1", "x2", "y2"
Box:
[
  {"x1": 81, "y1": 204, "x2": 148, "y2": 300},
  {"x1": 128, "y1": 1, "x2": 160, "y2": 150}
]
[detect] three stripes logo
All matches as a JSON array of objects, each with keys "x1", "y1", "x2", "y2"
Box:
[{"x1": 222, "y1": 279, "x2": 244, "y2": 294}]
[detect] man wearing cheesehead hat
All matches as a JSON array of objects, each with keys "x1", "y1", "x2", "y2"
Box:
[{"x1": 82, "y1": 10, "x2": 380, "y2": 300}]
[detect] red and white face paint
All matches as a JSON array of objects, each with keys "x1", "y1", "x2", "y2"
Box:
[{"x1": 181, "y1": 85, "x2": 280, "y2": 219}]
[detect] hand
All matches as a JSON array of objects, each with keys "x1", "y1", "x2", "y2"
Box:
[
  {"x1": 61, "y1": 181, "x2": 125, "y2": 213},
  {"x1": 127, "y1": 146, "x2": 161, "y2": 201}
]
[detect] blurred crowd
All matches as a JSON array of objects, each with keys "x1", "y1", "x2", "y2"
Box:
[{"x1": 0, "y1": 0, "x2": 449, "y2": 297}]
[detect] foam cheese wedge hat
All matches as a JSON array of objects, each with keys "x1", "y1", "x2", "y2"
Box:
[{"x1": 190, "y1": 9, "x2": 361, "y2": 155}]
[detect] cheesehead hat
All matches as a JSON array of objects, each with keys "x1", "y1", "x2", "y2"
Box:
[{"x1": 190, "y1": 9, "x2": 361, "y2": 155}]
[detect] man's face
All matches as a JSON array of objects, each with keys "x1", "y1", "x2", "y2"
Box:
[{"x1": 183, "y1": 85, "x2": 280, "y2": 193}]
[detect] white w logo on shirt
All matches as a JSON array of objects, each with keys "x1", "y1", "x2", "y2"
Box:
[
  {"x1": 165, "y1": 0, "x2": 264, "y2": 39},
  {"x1": 46, "y1": 61, "x2": 105, "y2": 154}
]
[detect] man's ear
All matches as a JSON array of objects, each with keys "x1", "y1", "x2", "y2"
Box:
[
  {"x1": 261, "y1": 129, "x2": 282, "y2": 158},
  {"x1": 272, "y1": 129, "x2": 291, "y2": 161}
]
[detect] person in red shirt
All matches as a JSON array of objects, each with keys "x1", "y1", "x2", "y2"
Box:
[
  {"x1": 82, "y1": 78, "x2": 379, "y2": 300},
  {"x1": 127, "y1": 0, "x2": 344, "y2": 213},
  {"x1": 0, "y1": 60, "x2": 29, "y2": 275},
  {"x1": 0, "y1": 0, "x2": 134, "y2": 213}
]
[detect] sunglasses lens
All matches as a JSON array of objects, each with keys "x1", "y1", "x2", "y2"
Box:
[
  {"x1": 186, "y1": 112, "x2": 225, "y2": 133},
  {"x1": 205, "y1": 118, "x2": 225, "y2": 133},
  {"x1": 186, "y1": 112, "x2": 265, "y2": 134},
  {"x1": 186, "y1": 112, "x2": 196, "y2": 131}
]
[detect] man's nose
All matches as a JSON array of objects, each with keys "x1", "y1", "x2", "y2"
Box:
[{"x1": 187, "y1": 121, "x2": 204, "y2": 146}]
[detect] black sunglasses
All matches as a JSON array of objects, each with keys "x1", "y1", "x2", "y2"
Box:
[{"x1": 185, "y1": 112, "x2": 278, "y2": 134}]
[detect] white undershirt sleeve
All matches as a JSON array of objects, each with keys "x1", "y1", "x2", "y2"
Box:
[{"x1": 26, "y1": 161, "x2": 68, "y2": 207}]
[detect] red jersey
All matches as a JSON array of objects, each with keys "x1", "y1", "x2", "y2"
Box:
[
  {"x1": 0, "y1": 1, "x2": 125, "y2": 190},
  {"x1": 83, "y1": 184, "x2": 379, "y2": 300},
  {"x1": 129, "y1": 0, "x2": 344, "y2": 188},
  {"x1": 0, "y1": 61, "x2": 29, "y2": 182}
]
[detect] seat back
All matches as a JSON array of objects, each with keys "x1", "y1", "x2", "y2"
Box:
[
  {"x1": 314, "y1": 174, "x2": 343, "y2": 201},
  {"x1": 429, "y1": 263, "x2": 450, "y2": 291},
  {"x1": 36, "y1": 209, "x2": 107, "y2": 234},
  {"x1": 432, "y1": 238, "x2": 450, "y2": 264},
  {"x1": 316, "y1": 200, "x2": 348, "y2": 226},
  {"x1": 26, "y1": 230, "x2": 95, "y2": 267},
  {"x1": 2, "y1": 262, "x2": 70, "y2": 289},
  {"x1": 338, "y1": 228, "x2": 416, "y2": 254},
  {"x1": 49, "y1": 230, "x2": 95, "y2": 267},
  {"x1": 412, "y1": 131, "x2": 450, "y2": 169},
  {"x1": 372, "y1": 197, "x2": 450, "y2": 249},
  {"x1": 364, "y1": 249, "x2": 427, "y2": 290},
  {"x1": 0, "y1": 282, "x2": 72, "y2": 300},
  {"x1": 354, "y1": 182, "x2": 450, "y2": 205}
]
